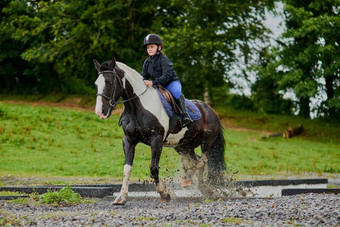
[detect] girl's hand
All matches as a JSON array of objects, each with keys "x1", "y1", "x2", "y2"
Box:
[{"x1": 144, "y1": 80, "x2": 153, "y2": 87}]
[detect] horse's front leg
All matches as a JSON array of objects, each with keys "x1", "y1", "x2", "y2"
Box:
[
  {"x1": 113, "y1": 136, "x2": 137, "y2": 205},
  {"x1": 150, "y1": 136, "x2": 171, "y2": 203}
]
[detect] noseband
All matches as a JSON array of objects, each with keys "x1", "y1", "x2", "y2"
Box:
[{"x1": 96, "y1": 70, "x2": 148, "y2": 111}]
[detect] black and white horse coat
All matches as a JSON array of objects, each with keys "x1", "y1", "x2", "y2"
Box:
[{"x1": 94, "y1": 58, "x2": 225, "y2": 205}]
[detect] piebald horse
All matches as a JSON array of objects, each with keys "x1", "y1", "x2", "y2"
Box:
[{"x1": 94, "y1": 57, "x2": 225, "y2": 205}]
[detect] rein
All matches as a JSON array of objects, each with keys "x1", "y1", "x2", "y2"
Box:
[{"x1": 97, "y1": 70, "x2": 148, "y2": 110}]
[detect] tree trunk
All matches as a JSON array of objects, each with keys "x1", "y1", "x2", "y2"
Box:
[
  {"x1": 325, "y1": 74, "x2": 335, "y2": 118},
  {"x1": 299, "y1": 96, "x2": 310, "y2": 118},
  {"x1": 204, "y1": 87, "x2": 211, "y2": 105}
]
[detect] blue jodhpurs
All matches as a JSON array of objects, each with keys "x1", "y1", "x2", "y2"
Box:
[{"x1": 165, "y1": 80, "x2": 182, "y2": 99}]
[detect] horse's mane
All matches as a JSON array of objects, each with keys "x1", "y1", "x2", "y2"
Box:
[
  {"x1": 115, "y1": 61, "x2": 148, "y2": 95},
  {"x1": 115, "y1": 62, "x2": 139, "y2": 78},
  {"x1": 115, "y1": 61, "x2": 145, "y2": 84}
]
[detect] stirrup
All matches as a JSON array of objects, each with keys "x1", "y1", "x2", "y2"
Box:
[{"x1": 181, "y1": 115, "x2": 193, "y2": 127}]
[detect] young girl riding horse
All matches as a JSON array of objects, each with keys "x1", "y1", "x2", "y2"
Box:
[{"x1": 141, "y1": 34, "x2": 193, "y2": 127}]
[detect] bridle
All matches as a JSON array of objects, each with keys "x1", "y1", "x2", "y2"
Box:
[{"x1": 96, "y1": 70, "x2": 148, "y2": 111}]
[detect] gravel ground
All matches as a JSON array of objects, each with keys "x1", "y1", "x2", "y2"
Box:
[{"x1": 1, "y1": 193, "x2": 339, "y2": 226}]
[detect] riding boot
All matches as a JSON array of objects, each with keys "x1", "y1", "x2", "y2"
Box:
[{"x1": 177, "y1": 94, "x2": 193, "y2": 127}]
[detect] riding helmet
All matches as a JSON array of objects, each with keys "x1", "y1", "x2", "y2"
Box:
[{"x1": 143, "y1": 34, "x2": 163, "y2": 49}]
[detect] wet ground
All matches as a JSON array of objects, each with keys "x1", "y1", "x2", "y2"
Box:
[
  {"x1": 1, "y1": 175, "x2": 339, "y2": 226},
  {"x1": 1, "y1": 193, "x2": 339, "y2": 226}
]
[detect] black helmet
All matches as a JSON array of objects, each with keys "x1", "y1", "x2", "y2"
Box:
[{"x1": 143, "y1": 34, "x2": 163, "y2": 49}]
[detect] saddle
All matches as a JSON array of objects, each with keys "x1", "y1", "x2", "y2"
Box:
[
  {"x1": 157, "y1": 85, "x2": 195, "y2": 115},
  {"x1": 155, "y1": 85, "x2": 201, "y2": 142},
  {"x1": 157, "y1": 85, "x2": 182, "y2": 115}
]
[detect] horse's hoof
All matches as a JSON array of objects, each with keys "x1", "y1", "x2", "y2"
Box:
[
  {"x1": 112, "y1": 197, "x2": 126, "y2": 205},
  {"x1": 160, "y1": 193, "x2": 171, "y2": 203},
  {"x1": 182, "y1": 179, "x2": 193, "y2": 188}
]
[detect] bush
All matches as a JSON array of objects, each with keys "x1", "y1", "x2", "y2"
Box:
[
  {"x1": 38, "y1": 185, "x2": 82, "y2": 205},
  {"x1": 228, "y1": 94, "x2": 254, "y2": 110}
]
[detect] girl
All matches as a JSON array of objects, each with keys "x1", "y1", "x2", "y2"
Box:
[{"x1": 141, "y1": 34, "x2": 193, "y2": 127}]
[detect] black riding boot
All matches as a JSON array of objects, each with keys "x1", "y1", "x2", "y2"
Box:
[{"x1": 177, "y1": 94, "x2": 193, "y2": 127}]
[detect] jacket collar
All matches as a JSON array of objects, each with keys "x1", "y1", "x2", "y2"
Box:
[{"x1": 148, "y1": 51, "x2": 162, "y2": 61}]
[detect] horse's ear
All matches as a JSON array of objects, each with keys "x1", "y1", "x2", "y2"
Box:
[
  {"x1": 93, "y1": 59, "x2": 101, "y2": 72},
  {"x1": 109, "y1": 56, "x2": 116, "y2": 69}
]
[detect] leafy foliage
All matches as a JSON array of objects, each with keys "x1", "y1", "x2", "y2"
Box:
[
  {"x1": 37, "y1": 184, "x2": 83, "y2": 205},
  {"x1": 1, "y1": 0, "x2": 165, "y2": 94},
  {"x1": 1, "y1": 1, "x2": 275, "y2": 98},
  {"x1": 252, "y1": 0, "x2": 340, "y2": 119},
  {"x1": 163, "y1": 0, "x2": 275, "y2": 100},
  {"x1": 250, "y1": 47, "x2": 294, "y2": 115},
  {"x1": 1, "y1": 0, "x2": 338, "y2": 118}
]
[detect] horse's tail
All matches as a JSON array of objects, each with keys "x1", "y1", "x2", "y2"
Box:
[{"x1": 207, "y1": 127, "x2": 226, "y2": 185}]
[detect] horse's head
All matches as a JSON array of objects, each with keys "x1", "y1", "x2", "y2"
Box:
[{"x1": 93, "y1": 57, "x2": 124, "y2": 119}]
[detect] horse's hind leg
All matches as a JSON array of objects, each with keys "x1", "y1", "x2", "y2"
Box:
[
  {"x1": 196, "y1": 129, "x2": 218, "y2": 189},
  {"x1": 175, "y1": 146, "x2": 200, "y2": 187},
  {"x1": 189, "y1": 153, "x2": 207, "y2": 188},
  {"x1": 180, "y1": 152, "x2": 200, "y2": 187},
  {"x1": 197, "y1": 153, "x2": 207, "y2": 178},
  {"x1": 179, "y1": 146, "x2": 210, "y2": 189}
]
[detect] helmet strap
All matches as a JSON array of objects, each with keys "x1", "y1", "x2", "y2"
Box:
[{"x1": 157, "y1": 44, "x2": 162, "y2": 54}]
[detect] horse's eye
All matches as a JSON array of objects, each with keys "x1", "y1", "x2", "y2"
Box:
[{"x1": 105, "y1": 80, "x2": 113, "y2": 85}]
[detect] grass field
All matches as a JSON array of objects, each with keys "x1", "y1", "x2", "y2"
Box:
[{"x1": 0, "y1": 101, "x2": 339, "y2": 184}]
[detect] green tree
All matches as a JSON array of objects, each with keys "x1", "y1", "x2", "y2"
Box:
[
  {"x1": 1, "y1": 0, "x2": 168, "y2": 94},
  {"x1": 251, "y1": 46, "x2": 294, "y2": 115},
  {"x1": 309, "y1": 1, "x2": 340, "y2": 118},
  {"x1": 0, "y1": 0, "x2": 56, "y2": 94},
  {"x1": 265, "y1": 0, "x2": 339, "y2": 118},
  {"x1": 162, "y1": 0, "x2": 275, "y2": 103}
]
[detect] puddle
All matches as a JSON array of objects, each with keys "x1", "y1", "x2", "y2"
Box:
[
  {"x1": 1, "y1": 178, "x2": 330, "y2": 200},
  {"x1": 249, "y1": 183, "x2": 328, "y2": 197},
  {"x1": 125, "y1": 182, "x2": 328, "y2": 199}
]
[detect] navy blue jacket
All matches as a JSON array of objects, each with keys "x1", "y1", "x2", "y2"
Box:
[{"x1": 141, "y1": 52, "x2": 179, "y2": 86}]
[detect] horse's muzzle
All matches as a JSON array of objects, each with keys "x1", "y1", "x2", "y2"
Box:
[{"x1": 95, "y1": 108, "x2": 108, "y2": 119}]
